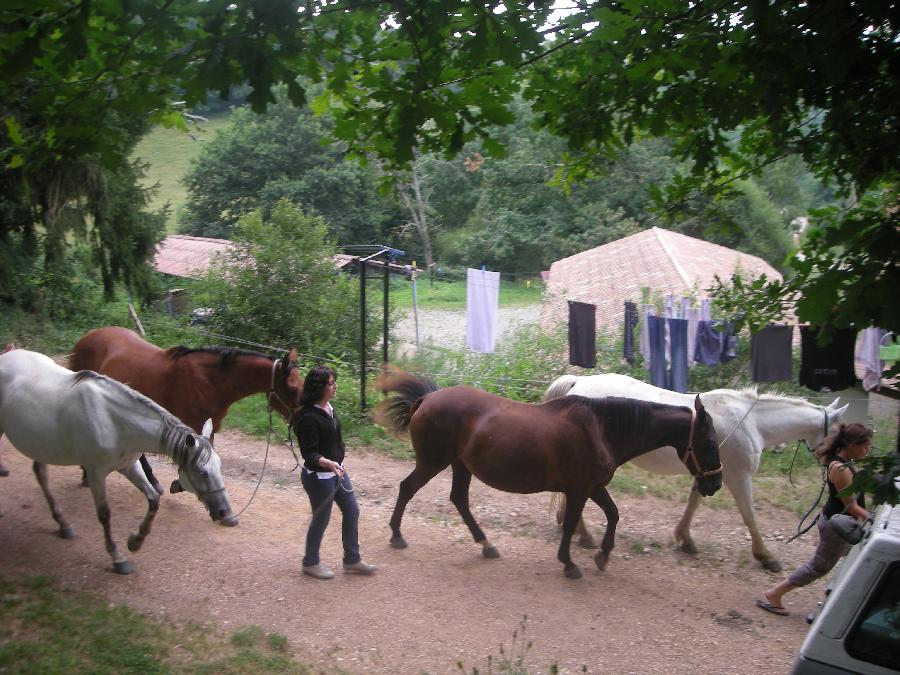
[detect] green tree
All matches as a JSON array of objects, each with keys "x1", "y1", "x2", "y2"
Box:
[
  {"x1": 179, "y1": 96, "x2": 399, "y2": 243},
  {"x1": 195, "y1": 199, "x2": 374, "y2": 360}
]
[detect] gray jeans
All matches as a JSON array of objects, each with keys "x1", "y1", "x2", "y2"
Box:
[
  {"x1": 788, "y1": 515, "x2": 851, "y2": 587},
  {"x1": 300, "y1": 468, "x2": 360, "y2": 567}
]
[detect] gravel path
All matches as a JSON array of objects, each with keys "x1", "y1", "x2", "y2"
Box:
[{"x1": 392, "y1": 305, "x2": 542, "y2": 355}]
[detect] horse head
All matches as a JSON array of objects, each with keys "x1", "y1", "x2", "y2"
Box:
[
  {"x1": 268, "y1": 347, "x2": 302, "y2": 423},
  {"x1": 174, "y1": 432, "x2": 233, "y2": 523},
  {"x1": 682, "y1": 396, "x2": 722, "y2": 497}
]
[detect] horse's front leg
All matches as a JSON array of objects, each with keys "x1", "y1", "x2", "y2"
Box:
[
  {"x1": 86, "y1": 471, "x2": 132, "y2": 574},
  {"x1": 727, "y1": 472, "x2": 781, "y2": 572},
  {"x1": 450, "y1": 461, "x2": 498, "y2": 558},
  {"x1": 589, "y1": 485, "x2": 619, "y2": 571},
  {"x1": 390, "y1": 464, "x2": 444, "y2": 549},
  {"x1": 559, "y1": 492, "x2": 589, "y2": 579},
  {"x1": 32, "y1": 461, "x2": 75, "y2": 539},
  {"x1": 674, "y1": 482, "x2": 701, "y2": 554},
  {"x1": 118, "y1": 461, "x2": 161, "y2": 553}
]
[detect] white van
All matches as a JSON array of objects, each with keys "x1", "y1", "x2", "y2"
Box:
[{"x1": 792, "y1": 503, "x2": 900, "y2": 673}]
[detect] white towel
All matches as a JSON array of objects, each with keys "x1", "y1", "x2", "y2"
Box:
[
  {"x1": 466, "y1": 268, "x2": 500, "y2": 353},
  {"x1": 639, "y1": 304, "x2": 654, "y2": 363},
  {"x1": 856, "y1": 327, "x2": 886, "y2": 392}
]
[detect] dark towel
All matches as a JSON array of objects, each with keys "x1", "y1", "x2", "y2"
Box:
[
  {"x1": 799, "y1": 326, "x2": 858, "y2": 392},
  {"x1": 648, "y1": 315, "x2": 667, "y2": 387},
  {"x1": 623, "y1": 301, "x2": 639, "y2": 365},
  {"x1": 568, "y1": 301, "x2": 596, "y2": 368},
  {"x1": 751, "y1": 325, "x2": 793, "y2": 382},
  {"x1": 667, "y1": 318, "x2": 689, "y2": 392},
  {"x1": 720, "y1": 320, "x2": 737, "y2": 363}
]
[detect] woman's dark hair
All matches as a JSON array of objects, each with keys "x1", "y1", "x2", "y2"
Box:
[
  {"x1": 813, "y1": 422, "x2": 873, "y2": 465},
  {"x1": 301, "y1": 364, "x2": 337, "y2": 406}
]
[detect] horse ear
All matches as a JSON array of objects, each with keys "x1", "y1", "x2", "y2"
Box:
[
  {"x1": 694, "y1": 394, "x2": 706, "y2": 415},
  {"x1": 201, "y1": 418, "x2": 213, "y2": 438},
  {"x1": 287, "y1": 347, "x2": 298, "y2": 364}
]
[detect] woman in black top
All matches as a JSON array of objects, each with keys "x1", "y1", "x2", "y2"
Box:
[
  {"x1": 293, "y1": 364, "x2": 376, "y2": 579},
  {"x1": 758, "y1": 422, "x2": 873, "y2": 615}
]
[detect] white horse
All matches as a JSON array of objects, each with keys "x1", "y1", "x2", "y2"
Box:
[
  {"x1": 544, "y1": 373, "x2": 849, "y2": 572},
  {"x1": 0, "y1": 349, "x2": 232, "y2": 574}
]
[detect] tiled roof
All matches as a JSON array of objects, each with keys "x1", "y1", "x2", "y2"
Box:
[
  {"x1": 153, "y1": 235, "x2": 234, "y2": 279},
  {"x1": 541, "y1": 227, "x2": 782, "y2": 330}
]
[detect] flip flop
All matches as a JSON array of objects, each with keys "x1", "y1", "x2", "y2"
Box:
[{"x1": 756, "y1": 599, "x2": 789, "y2": 616}]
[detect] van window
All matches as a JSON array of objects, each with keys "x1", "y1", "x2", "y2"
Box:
[{"x1": 846, "y1": 561, "x2": 900, "y2": 670}]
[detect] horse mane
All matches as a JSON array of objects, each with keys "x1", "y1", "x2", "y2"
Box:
[
  {"x1": 543, "y1": 395, "x2": 687, "y2": 448},
  {"x1": 167, "y1": 345, "x2": 273, "y2": 369},
  {"x1": 721, "y1": 386, "x2": 812, "y2": 406},
  {"x1": 71, "y1": 370, "x2": 210, "y2": 470}
]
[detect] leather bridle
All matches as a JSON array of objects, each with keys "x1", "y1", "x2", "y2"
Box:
[
  {"x1": 266, "y1": 358, "x2": 301, "y2": 423},
  {"x1": 680, "y1": 410, "x2": 723, "y2": 479}
]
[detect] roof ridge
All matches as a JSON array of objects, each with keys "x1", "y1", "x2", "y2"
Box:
[{"x1": 652, "y1": 227, "x2": 691, "y2": 287}]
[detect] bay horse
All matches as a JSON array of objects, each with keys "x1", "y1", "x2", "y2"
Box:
[
  {"x1": 69, "y1": 326, "x2": 302, "y2": 522},
  {"x1": 0, "y1": 349, "x2": 232, "y2": 574},
  {"x1": 544, "y1": 373, "x2": 849, "y2": 571},
  {"x1": 375, "y1": 368, "x2": 722, "y2": 578}
]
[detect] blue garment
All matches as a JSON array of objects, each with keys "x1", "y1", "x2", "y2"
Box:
[
  {"x1": 301, "y1": 468, "x2": 361, "y2": 567},
  {"x1": 647, "y1": 315, "x2": 667, "y2": 388},
  {"x1": 667, "y1": 318, "x2": 689, "y2": 393},
  {"x1": 694, "y1": 321, "x2": 722, "y2": 366},
  {"x1": 720, "y1": 321, "x2": 737, "y2": 363}
]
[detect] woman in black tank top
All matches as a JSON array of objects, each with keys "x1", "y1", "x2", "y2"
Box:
[{"x1": 757, "y1": 422, "x2": 873, "y2": 616}]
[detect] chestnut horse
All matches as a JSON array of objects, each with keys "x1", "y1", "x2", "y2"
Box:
[
  {"x1": 69, "y1": 327, "x2": 302, "y2": 522},
  {"x1": 375, "y1": 368, "x2": 722, "y2": 579}
]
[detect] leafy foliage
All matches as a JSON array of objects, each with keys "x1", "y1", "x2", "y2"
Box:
[
  {"x1": 194, "y1": 199, "x2": 378, "y2": 361},
  {"x1": 179, "y1": 94, "x2": 400, "y2": 242}
]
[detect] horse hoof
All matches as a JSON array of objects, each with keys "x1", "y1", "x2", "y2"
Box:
[
  {"x1": 679, "y1": 541, "x2": 699, "y2": 555},
  {"x1": 594, "y1": 552, "x2": 609, "y2": 571},
  {"x1": 127, "y1": 535, "x2": 142, "y2": 552},
  {"x1": 762, "y1": 559, "x2": 783, "y2": 573},
  {"x1": 113, "y1": 560, "x2": 134, "y2": 575},
  {"x1": 169, "y1": 479, "x2": 184, "y2": 494},
  {"x1": 390, "y1": 536, "x2": 408, "y2": 549},
  {"x1": 219, "y1": 515, "x2": 239, "y2": 527},
  {"x1": 482, "y1": 545, "x2": 500, "y2": 559},
  {"x1": 58, "y1": 527, "x2": 76, "y2": 540},
  {"x1": 564, "y1": 566, "x2": 583, "y2": 579}
]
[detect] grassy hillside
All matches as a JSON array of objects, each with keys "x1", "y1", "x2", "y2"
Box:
[{"x1": 132, "y1": 111, "x2": 234, "y2": 232}]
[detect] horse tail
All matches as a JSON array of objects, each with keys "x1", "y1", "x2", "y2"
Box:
[
  {"x1": 373, "y1": 366, "x2": 440, "y2": 437},
  {"x1": 543, "y1": 374, "x2": 579, "y2": 402}
]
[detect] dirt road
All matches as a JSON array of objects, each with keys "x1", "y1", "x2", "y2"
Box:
[{"x1": 0, "y1": 429, "x2": 823, "y2": 674}]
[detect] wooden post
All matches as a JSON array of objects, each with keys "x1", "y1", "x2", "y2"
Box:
[
  {"x1": 383, "y1": 260, "x2": 389, "y2": 363},
  {"x1": 359, "y1": 259, "x2": 367, "y2": 412}
]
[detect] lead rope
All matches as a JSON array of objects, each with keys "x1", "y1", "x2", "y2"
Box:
[
  {"x1": 229, "y1": 407, "x2": 280, "y2": 519},
  {"x1": 787, "y1": 406, "x2": 831, "y2": 541}
]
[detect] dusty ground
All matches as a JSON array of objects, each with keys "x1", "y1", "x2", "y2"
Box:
[{"x1": 1, "y1": 427, "x2": 826, "y2": 674}]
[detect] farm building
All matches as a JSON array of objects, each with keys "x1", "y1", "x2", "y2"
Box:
[{"x1": 540, "y1": 226, "x2": 782, "y2": 332}]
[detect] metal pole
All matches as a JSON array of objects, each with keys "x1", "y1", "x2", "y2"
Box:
[
  {"x1": 360, "y1": 259, "x2": 367, "y2": 412},
  {"x1": 383, "y1": 259, "x2": 389, "y2": 363}
]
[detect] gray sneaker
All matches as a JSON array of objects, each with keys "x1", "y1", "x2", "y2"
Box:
[
  {"x1": 302, "y1": 564, "x2": 335, "y2": 580},
  {"x1": 343, "y1": 559, "x2": 377, "y2": 575}
]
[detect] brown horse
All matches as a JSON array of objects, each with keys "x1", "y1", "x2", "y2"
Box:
[
  {"x1": 375, "y1": 368, "x2": 722, "y2": 578},
  {"x1": 69, "y1": 327, "x2": 303, "y2": 522}
]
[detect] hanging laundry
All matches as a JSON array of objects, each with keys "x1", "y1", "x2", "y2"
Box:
[
  {"x1": 799, "y1": 326, "x2": 858, "y2": 392},
  {"x1": 568, "y1": 301, "x2": 597, "y2": 368},
  {"x1": 667, "y1": 318, "x2": 689, "y2": 393},
  {"x1": 639, "y1": 304, "x2": 653, "y2": 363},
  {"x1": 751, "y1": 325, "x2": 793, "y2": 382},
  {"x1": 856, "y1": 327, "x2": 887, "y2": 392},
  {"x1": 685, "y1": 306, "x2": 701, "y2": 367},
  {"x1": 720, "y1": 320, "x2": 737, "y2": 363},
  {"x1": 700, "y1": 297, "x2": 712, "y2": 322},
  {"x1": 647, "y1": 315, "x2": 667, "y2": 388},
  {"x1": 465, "y1": 267, "x2": 500, "y2": 353},
  {"x1": 694, "y1": 321, "x2": 723, "y2": 366},
  {"x1": 623, "y1": 301, "x2": 639, "y2": 365}
]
